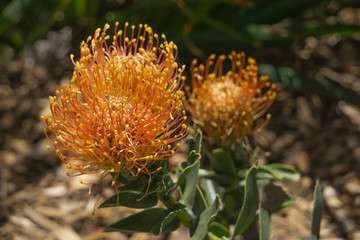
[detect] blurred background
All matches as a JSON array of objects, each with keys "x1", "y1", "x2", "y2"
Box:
[{"x1": 0, "y1": 0, "x2": 360, "y2": 239}]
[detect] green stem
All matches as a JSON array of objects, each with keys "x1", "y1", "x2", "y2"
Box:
[{"x1": 157, "y1": 193, "x2": 193, "y2": 229}]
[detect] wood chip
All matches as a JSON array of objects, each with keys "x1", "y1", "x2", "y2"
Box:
[{"x1": 23, "y1": 206, "x2": 81, "y2": 240}]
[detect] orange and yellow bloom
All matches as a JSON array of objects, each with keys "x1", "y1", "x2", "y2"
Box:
[
  {"x1": 186, "y1": 51, "x2": 276, "y2": 146},
  {"x1": 42, "y1": 22, "x2": 188, "y2": 187}
]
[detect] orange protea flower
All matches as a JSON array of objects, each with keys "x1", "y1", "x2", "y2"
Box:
[
  {"x1": 185, "y1": 51, "x2": 276, "y2": 146},
  {"x1": 41, "y1": 22, "x2": 188, "y2": 188}
]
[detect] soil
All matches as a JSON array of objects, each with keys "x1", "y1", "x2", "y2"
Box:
[{"x1": 1, "y1": 2, "x2": 360, "y2": 239}]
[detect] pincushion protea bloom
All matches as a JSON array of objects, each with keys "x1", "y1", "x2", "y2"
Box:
[
  {"x1": 41, "y1": 22, "x2": 188, "y2": 189},
  {"x1": 186, "y1": 51, "x2": 276, "y2": 146}
]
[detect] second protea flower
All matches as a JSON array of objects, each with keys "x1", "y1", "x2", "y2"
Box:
[
  {"x1": 42, "y1": 22, "x2": 188, "y2": 188},
  {"x1": 186, "y1": 51, "x2": 276, "y2": 146}
]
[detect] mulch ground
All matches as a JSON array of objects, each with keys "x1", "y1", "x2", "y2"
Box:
[{"x1": 1, "y1": 3, "x2": 360, "y2": 239}]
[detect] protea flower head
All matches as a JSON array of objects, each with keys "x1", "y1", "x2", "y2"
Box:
[
  {"x1": 186, "y1": 51, "x2": 276, "y2": 146},
  {"x1": 41, "y1": 22, "x2": 188, "y2": 190}
]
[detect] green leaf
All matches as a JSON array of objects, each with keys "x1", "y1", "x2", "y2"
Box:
[
  {"x1": 257, "y1": 164, "x2": 300, "y2": 181},
  {"x1": 104, "y1": 208, "x2": 169, "y2": 235},
  {"x1": 118, "y1": 179, "x2": 145, "y2": 192},
  {"x1": 161, "y1": 209, "x2": 182, "y2": 233},
  {"x1": 143, "y1": 173, "x2": 176, "y2": 206},
  {"x1": 176, "y1": 155, "x2": 201, "y2": 188},
  {"x1": 231, "y1": 141, "x2": 250, "y2": 164},
  {"x1": 161, "y1": 218, "x2": 180, "y2": 233},
  {"x1": 209, "y1": 222, "x2": 230, "y2": 238},
  {"x1": 176, "y1": 132, "x2": 202, "y2": 207},
  {"x1": 311, "y1": 180, "x2": 323, "y2": 240},
  {"x1": 232, "y1": 167, "x2": 259, "y2": 238},
  {"x1": 191, "y1": 196, "x2": 220, "y2": 240},
  {"x1": 188, "y1": 131, "x2": 202, "y2": 159},
  {"x1": 0, "y1": 0, "x2": 31, "y2": 22},
  {"x1": 268, "y1": 197, "x2": 296, "y2": 214},
  {"x1": 198, "y1": 168, "x2": 219, "y2": 179},
  {"x1": 176, "y1": 161, "x2": 188, "y2": 189},
  {"x1": 248, "y1": 147, "x2": 261, "y2": 164},
  {"x1": 259, "y1": 205, "x2": 271, "y2": 240},
  {"x1": 290, "y1": 21, "x2": 360, "y2": 37},
  {"x1": 200, "y1": 178, "x2": 224, "y2": 208},
  {"x1": 99, "y1": 191, "x2": 158, "y2": 209},
  {"x1": 144, "y1": 160, "x2": 175, "y2": 199},
  {"x1": 259, "y1": 64, "x2": 360, "y2": 106},
  {"x1": 237, "y1": 168, "x2": 249, "y2": 179},
  {"x1": 111, "y1": 169, "x2": 138, "y2": 185},
  {"x1": 180, "y1": 151, "x2": 200, "y2": 209},
  {"x1": 191, "y1": 185, "x2": 208, "y2": 217},
  {"x1": 208, "y1": 148, "x2": 236, "y2": 176}
]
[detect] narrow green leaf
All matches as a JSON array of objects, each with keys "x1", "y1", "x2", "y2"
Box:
[
  {"x1": 268, "y1": 164, "x2": 300, "y2": 181},
  {"x1": 290, "y1": 22, "x2": 360, "y2": 37},
  {"x1": 161, "y1": 218, "x2": 180, "y2": 233},
  {"x1": 99, "y1": 192, "x2": 158, "y2": 209},
  {"x1": 180, "y1": 151, "x2": 200, "y2": 209},
  {"x1": 198, "y1": 168, "x2": 218, "y2": 179},
  {"x1": 232, "y1": 141, "x2": 251, "y2": 164},
  {"x1": 191, "y1": 185, "x2": 208, "y2": 217},
  {"x1": 200, "y1": 178, "x2": 224, "y2": 207},
  {"x1": 257, "y1": 164, "x2": 300, "y2": 181},
  {"x1": 161, "y1": 209, "x2": 182, "y2": 233},
  {"x1": 104, "y1": 208, "x2": 168, "y2": 235},
  {"x1": 176, "y1": 161, "x2": 188, "y2": 191},
  {"x1": 207, "y1": 232, "x2": 221, "y2": 240},
  {"x1": 208, "y1": 149, "x2": 236, "y2": 176},
  {"x1": 177, "y1": 132, "x2": 201, "y2": 199},
  {"x1": 1, "y1": 0, "x2": 31, "y2": 22},
  {"x1": 256, "y1": 171, "x2": 273, "y2": 180},
  {"x1": 145, "y1": 160, "x2": 175, "y2": 198},
  {"x1": 232, "y1": 167, "x2": 259, "y2": 237},
  {"x1": 191, "y1": 196, "x2": 220, "y2": 240},
  {"x1": 248, "y1": 146, "x2": 261, "y2": 164},
  {"x1": 237, "y1": 168, "x2": 249, "y2": 179},
  {"x1": 188, "y1": 132, "x2": 202, "y2": 159},
  {"x1": 259, "y1": 205, "x2": 271, "y2": 240},
  {"x1": 209, "y1": 222, "x2": 230, "y2": 238},
  {"x1": 118, "y1": 179, "x2": 145, "y2": 192},
  {"x1": 176, "y1": 155, "x2": 201, "y2": 188},
  {"x1": 148, "y1": 173, "x2": 176, "y2": 201},
  {"x1": 276, "y1": 197, "x2": 297, "y2": 212},
  {"x1": 311, "y1": 180, "x2": 323, "y2": 240},
  {"x1": 110, "y1": 169, "x2": 138, "y2": 185}
]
